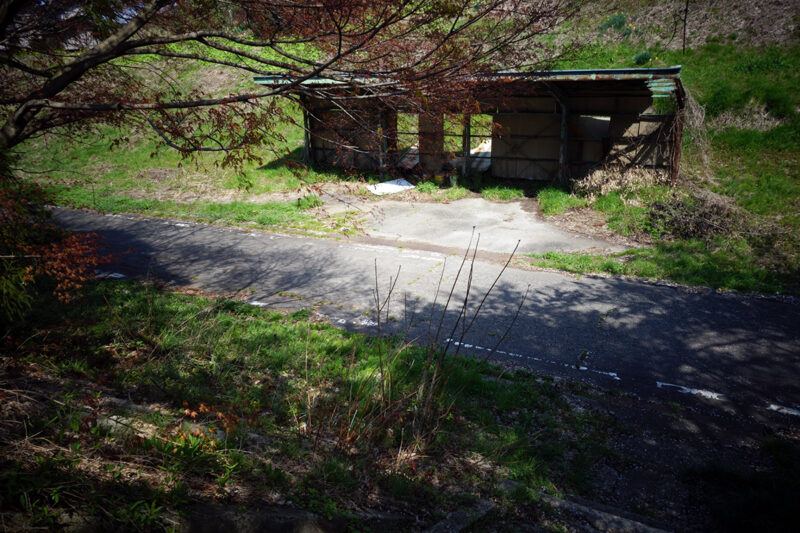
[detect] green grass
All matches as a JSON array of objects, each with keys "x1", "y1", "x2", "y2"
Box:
[
  {"x1": 439, "y1": 185, "x2": 470, "y2": 200},
  {"x1": 295, "y1": 193, "x2": 323, "y2": 210},
  {"x1": 529, "y1": 239, "x2": 788, "y2": 294},
  {"x1": 50, "y1": 185, "x2": 320, "y2": 230},
  {"x1": 16, "y1": 101, "x2": 341, "y2": 200},
  {"x1": 1, "y1": 280, "x2": 611, "y2": 529},
  {"x1": 592, "y1": 188, "x2": 674, "y2": 237},
  {"x1": 416, "y1": 175, "x2": 525, "y2": 202},
  {"x1": 536, "y1": 187, "x2": 588, "y2": 215},
  {"x1": 533, "y1": 171, "x2": 799, "y2": 293},
  {"x1": 415, "y1": 181, "x2": 439, "y2": 194},
  {"x1": 480, "y1": 185, "x2": 525, "y2": 201},
  {"x1": 708, "y1": 121, "x2": 800, "y2": 228},
  {"x1": 414, "y1": 180, "x2": 472, "y2": 201}
]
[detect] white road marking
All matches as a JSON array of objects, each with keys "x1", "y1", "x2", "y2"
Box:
[
  {"x1": 767, "y1": 403, "x2": 800, "y2": 417},
  {"x1": 656, "y1": 381, "x2": 724, "y2": 401},
  {"x1": 590, "y1": 369, "x2": 621, "y2": 380},
  {"x1": 445, "y1": 338, "x2": 621, "y2": 380}
]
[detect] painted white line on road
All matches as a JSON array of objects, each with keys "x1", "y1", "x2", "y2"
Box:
[
  {"x1": 656, "y1": 381, "x2": 724, "y2": 401},
  {"x1": 446, "y1": 338, "x2": 522, "y2": 359},
  {"x1": 158, "y1": 220, "x2": 191, "y2": 228},
  {"x1": 445, "y1": 338, "x2": 621, "y2": 380},
  {"x1": 316, "y1": 311, "x2": 380, "y2": 328},
  {"x1": 588, "y1": 369, "x2": 621, "y2": 380},
  {"x1": 767, "y1": 403, "x2": 800, "y2": 417},
  {"x1": 248, "y1": 301, "x2": 270, "y2": 307},
  {"x1": 315, "y1": 312, "x2": 348, "y2": 325}
]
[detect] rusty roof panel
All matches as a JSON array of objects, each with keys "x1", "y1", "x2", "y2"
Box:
[{"x1": 253, "y1": 66, "x2": 685, "y2": 105}]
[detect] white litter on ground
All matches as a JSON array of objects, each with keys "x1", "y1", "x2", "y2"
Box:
[{"x1": 366, "y1": 178, "x2": 415, "y2": 196}]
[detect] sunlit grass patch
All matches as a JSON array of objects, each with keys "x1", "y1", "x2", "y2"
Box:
[
  {"x1": 50, "y1": 186, "x2": 318, "y2": 229},
  {"x1": 528, "y1": 238, "x2": 789, "y2": 294},
  {"x1": 481, "y1": 185, "x2": 525, "y2": 201},
  {"x1": 415, "y1": 181, "x2": 439, "y2": 194},
  {"x1": 414, "y1": 180, "x2": 471, "y2": 201},
  {"x1": 536, "y1": 187, "x2": 587, "y2": 215}
]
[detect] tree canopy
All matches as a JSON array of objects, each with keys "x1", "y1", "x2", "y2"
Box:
[{"x1": 1, "y1": 0, "x2": 576, "y2": 162}]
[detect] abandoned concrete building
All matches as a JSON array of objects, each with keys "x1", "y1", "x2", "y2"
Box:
[{"x1": 254, "y1": 66, "x2": 685, "y2": 183}]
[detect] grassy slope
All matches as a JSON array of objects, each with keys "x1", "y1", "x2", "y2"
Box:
[{"x1": 1, "y1": 281, "x2": 607, "y2": 530}]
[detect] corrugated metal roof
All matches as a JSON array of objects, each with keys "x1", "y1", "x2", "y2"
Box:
[
  {"x1": 492, "y1": 66, "x2": 681, "y2": 80},
  {"x1": 253, "y1": 66, "x2": 684, "y2": 100}
]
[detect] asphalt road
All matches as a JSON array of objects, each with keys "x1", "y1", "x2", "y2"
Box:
[{"x1": 55, "y1": 208, "x2": 800, "y2": 425}]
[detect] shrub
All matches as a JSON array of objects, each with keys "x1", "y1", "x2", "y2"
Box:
[
  {"x1": 633, "y1": 50, "x2": 653, "y2": 65},
  {"x1": 599, "y1": 13, "x2": 627, "y2": 34},
  {"x1": 648, "y1": 193, "x2": 739, "y2": 241},
  {"x1": 0, "y1": 175, "x2": 116, "y2": 323}
]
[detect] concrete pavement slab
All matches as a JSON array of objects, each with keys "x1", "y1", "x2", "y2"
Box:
[{"x1": 363, "y1": 197, "x2": 624, "y2": 254}]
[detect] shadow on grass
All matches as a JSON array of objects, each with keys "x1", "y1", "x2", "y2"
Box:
[{"x1": 0, "y1": 456, "x2": 183, "y2": 530}]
